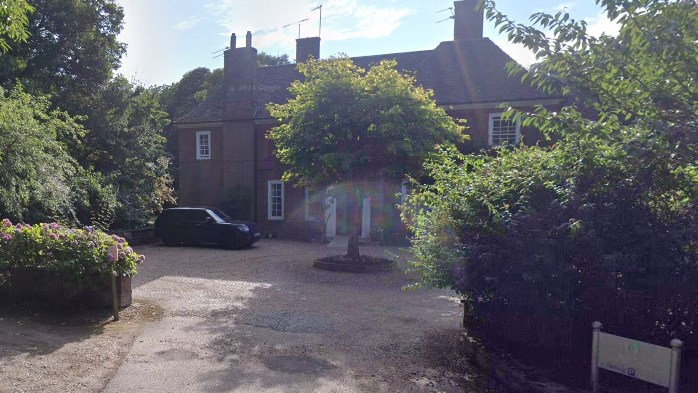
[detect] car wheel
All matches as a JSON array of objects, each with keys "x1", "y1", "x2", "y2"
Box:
[{"x1": 224, "y1": 235, "x2": 240, "y2": 250}]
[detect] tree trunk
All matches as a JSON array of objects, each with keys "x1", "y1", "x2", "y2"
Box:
[{"x1": 346, "y1": 183, "x2": 362, "y2": 262}]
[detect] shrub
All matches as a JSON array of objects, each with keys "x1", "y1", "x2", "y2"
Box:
[
  {"x1": 0, "y1": 218, "x2": 144, "y2": 307},
  {"x1": 405, "y1": 2, "x2": 698, "y2": 388},
  {"x1": 221, "y1": 185, "x2": 252, "y2": 219}
]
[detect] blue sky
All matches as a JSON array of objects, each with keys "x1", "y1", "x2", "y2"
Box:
[{"x1": 115, "y1": 0, "x2": 619, "y2": 86}]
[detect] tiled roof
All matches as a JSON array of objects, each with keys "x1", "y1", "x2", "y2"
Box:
[{"x1": 176, "y1": 38, "x2": 560, "y2": 124}]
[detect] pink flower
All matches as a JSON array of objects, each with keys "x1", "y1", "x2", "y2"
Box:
[
  {"x1": 1, "y1": 233, "x2": 13, "y2": 241},
  {"x1": 1, "y1": 218, "x2": 11, "y2": 227},
  {"x1": 49, "y1": 233, "x2": 59, "y2": 240}
]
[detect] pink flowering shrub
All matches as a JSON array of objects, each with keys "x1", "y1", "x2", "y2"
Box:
[{"x1": 0, "y1": 218, "x2": 144, "y2": 287}]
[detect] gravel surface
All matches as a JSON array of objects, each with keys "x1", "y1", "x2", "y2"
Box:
[
  {"x1": 104, "y1": 240, "x2": 496, "y2": 392},
  {"x1": 0, "y1": 240, "x2": 498, "y2": 393}
]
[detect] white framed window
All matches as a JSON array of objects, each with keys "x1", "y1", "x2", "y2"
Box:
[
  {"x1": 488, "y1": 113, "x2": 520, "y2": 146},
  {"x1": 268, "y1": 181, "x2": 284, "y2": 220},
  {"x1": 196, "y1": 131, "x2": 211, "y2": 160},
  {"x1": 400, "y1": 181, "x2": 411, "y2": 206}
]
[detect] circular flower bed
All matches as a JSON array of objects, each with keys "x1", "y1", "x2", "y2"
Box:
[{"x1": 313, "y1": 255, "x2": 395, "y2": 273}]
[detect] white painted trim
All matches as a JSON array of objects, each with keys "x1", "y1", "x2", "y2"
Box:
[
  {"x1": 176, "y1": 122, "x2": 224, "y2": 129},
  {"x1": 361, "y1": 197, "x2": 371, "y2": 239},
  {"x1": 488, "y1": 112, "x2": 521, "y2": 146},
  {"x1": 304, "y1": 188, "x2": 314, "y2": 221},
  {"x1": 267, "y1": 181, "x2": 284, "y2": 220},
  {"x1": 401, "y1": 181, "x2": 409, "y2": 206},
  {"x1": 325, "y1": 193, "x2": 336, "y2": 238},
  {"x1": 441, "y1": 98, "x2": 564, "y2": 111},
  {"x1": 196, "y1": 131, "x2": 211, "y2": 160}
]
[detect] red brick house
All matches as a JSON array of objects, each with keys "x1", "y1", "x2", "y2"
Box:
[{"x1": 174, "y1": 0, "x2": 564, "y2": 241}]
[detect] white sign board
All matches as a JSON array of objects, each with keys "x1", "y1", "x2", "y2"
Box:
[{"x1": 598, "y1": 332, "x2": 672, "y2": 387}]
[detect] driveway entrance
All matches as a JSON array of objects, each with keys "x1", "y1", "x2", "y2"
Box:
[{"x1": 103, "y1": 240, "x2": 493, "y2": 392}]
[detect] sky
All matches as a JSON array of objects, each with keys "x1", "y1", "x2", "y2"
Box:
[{"x1": 114, "y1": 0, "x2": 620, "y2": 87}]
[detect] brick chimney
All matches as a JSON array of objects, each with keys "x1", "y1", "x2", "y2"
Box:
[
  {"x1": 224, "y1": 31, "x2": 258, "y2": 118},
  {"x1": 454, "y1": 0, "x2": 484, "y2": 41},
  {"x1": 296, "y1": 37, "x2": 321, "y2": 63}
]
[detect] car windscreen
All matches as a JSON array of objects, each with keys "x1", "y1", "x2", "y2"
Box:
[{"x1": 206, "y1": 209, "x2": 227, "y2": 223}]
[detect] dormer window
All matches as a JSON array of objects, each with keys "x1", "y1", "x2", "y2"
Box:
[{"x1": 196, "y1": 131, "x2": 211, "y2": 160}]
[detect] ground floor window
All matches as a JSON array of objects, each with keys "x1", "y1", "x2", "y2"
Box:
[
  {"x1": 268, "y1": 181, "x2": 284, "y2": 220},
  {"x1": 488, "y1": 113, "x2": 520, "y2": 146}
]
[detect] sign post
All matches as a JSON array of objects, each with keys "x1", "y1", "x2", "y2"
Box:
[
  {"x1": 108, "y1": 245, "x2": 120, "y2": 322},
  {"x1": 591, "y1": 321, "x2": 683, "y2": 393},
  {"x1": 591, "y1": 321, "x2": 602, "y2": 393}
]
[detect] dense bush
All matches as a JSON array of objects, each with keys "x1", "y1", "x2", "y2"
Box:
[
  {"x1": 221, "y1": 185, "x2": 252, "y2": 219},
  {"x1": 0, "y1": 218, "x2": 144, "y2": 306},
  {"x1": 405, "y1": 0, "x2": 698, "y2": 388}
]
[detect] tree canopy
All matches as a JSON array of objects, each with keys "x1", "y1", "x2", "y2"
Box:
[
  {"x1": 405, "y1": 0, "x2": 698, "y2": 373},
  {"x1": 267, "y1": 57, "x2": 465, "y2": 259},
  {"x1": 0, "y1": 0, "x2": 125, "y2": 103},
  {"x1": 0, "y1": 0, "x2": 34, "y2": 52},
  {"x1": 258, "y1": 52, "x2": 291, "y2": 67},
  {"x1": 0, "y1": 0, "x2": 173, "y2": 229}
]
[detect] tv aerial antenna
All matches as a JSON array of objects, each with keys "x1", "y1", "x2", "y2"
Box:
[
  {"x1": 436, "y1": 7, "x2": 454, "y2": 23},
  {"x1": 212, "y1": 46, "x2": 229, "y2": 59},
  {"x1": 311, "y1": 4, "x2": 323, "y2": 37},
  {"x1": 284, "y1": 18, "x2": 309, "y2": 39}
]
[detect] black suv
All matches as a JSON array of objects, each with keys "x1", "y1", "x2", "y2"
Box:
[{"x1": 154, "y1": 207, "x2": 261, "y2": 249}]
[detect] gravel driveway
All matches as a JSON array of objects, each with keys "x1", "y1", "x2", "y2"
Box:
[{"x1": 103, "y1": 240, "x2": 493, "y2": 393}]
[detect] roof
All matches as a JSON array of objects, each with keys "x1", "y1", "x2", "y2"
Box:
[{"x1": 176, "y1": 38, "x2": 560, "y2": 124}]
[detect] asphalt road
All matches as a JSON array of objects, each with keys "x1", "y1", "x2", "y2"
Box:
[{"x1": 102, "y1": 240, "x2": 488, "y2": 393}]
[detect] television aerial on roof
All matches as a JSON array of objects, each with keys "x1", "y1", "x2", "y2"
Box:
[
  {"x1": 284, "y1": 18, "x2": 309, "y2": 39},
  {"x1": 436, "y1": 7, "x2": 455, "y2": 23},
  {"x1": 311, "y1": 4, "x2": 323, "y2": 38}
]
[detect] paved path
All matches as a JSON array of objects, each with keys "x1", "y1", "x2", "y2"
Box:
[{"x1": 103, "y1": 240, "x2": 488, "y2": 392}]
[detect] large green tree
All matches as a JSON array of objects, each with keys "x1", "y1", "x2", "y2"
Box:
[
  {"x1": 74, "y1": 77, "x2": 174, "y2": 229},
  {"x1": 405, "y1": 0, "x2": 698, "y2": 369},
  {"x1": 267, "y1": 57, "x2": 465, "y2": 260},
  {"x1": 0, "y1": 85, "x2": 111, "y2": 224},
  {"x1": 0, "y1": 0, "x2": 34, "y2": 52},
  {"x1": 0, "y1": 0, "x2": 125, "y2": 105}
]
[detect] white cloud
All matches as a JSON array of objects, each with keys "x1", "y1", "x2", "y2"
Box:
[
  {"x1": 553, "y1": 2, "x2": 577, "y2": 12},
  {"x1": 495, "y1": 11, "x2": 621, "y2": 68},
  {"x1": 496, "y1": 40, "x2": 539, "y2": 68},
  {"x1": 206, "y1": 0, "x2": 413, "y2": 52},
  {"x1": 174, "y1": 17, "x2": 201, "y2": 32},
  {"x1": 585, "y1": 12, "x2": 621, "y2": 37}
]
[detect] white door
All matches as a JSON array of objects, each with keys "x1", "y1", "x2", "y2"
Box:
[
  {"x1": 361, "y1": 197, "x2": 371, "y2": 239},
  {"x1": 325, "y1": 195, "x2": 336, "y2": 238}
]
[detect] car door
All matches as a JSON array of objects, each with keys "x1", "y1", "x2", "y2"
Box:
[{"x1": 191, "y1": 210, "x2": 222, "y2": 245}]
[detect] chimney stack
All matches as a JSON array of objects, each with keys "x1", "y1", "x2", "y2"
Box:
[
  {"x1": 454, "y1": 0, "x2": 484, "y2": 41},
  {"x1": 296, "y1": 37, "x2": 321, "y2": 63},
  {"x1": 224, "y1": 31, "x2": 258, "y2": 118}
]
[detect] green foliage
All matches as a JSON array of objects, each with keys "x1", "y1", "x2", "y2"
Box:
[
  {"x1": 267, "y1": 56, "x2": 465, "y2": 259},
  {"x1": 0, "y1": 85, "x2": 83, "y2": 223},
  {"x1": 258, "y1": 52, "x2": 291, "y2": 67},
  {"x1": 407, "y1": 0, "x2": 698, "y2": 371},
  {"x1": 0, "y1": 1, "x2": 172, "y2": 229},
  {"x1": 221, "y1": 186, "x2": 252, "y2": 220},
  {"x1": 74, "y1": 77, "x2": 175, "y2": 229},
  {"x1": 0, "y1": 0, "x2": 125, "y2": 102},
  {"x1": 0, "y1": 0, "x2": 34, "y2": 52},
  {"x1": 267, "y1": 57, "x2": 466, "y2": 189}
]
